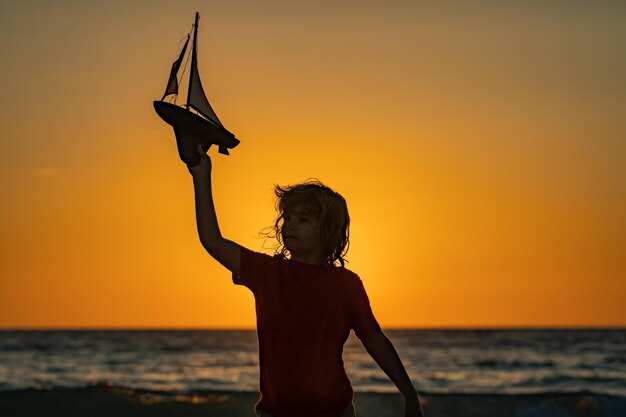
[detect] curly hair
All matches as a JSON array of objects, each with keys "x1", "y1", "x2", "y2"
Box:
[{"x1": 261, "y1": 179, "x2": 350, "y2": 267}]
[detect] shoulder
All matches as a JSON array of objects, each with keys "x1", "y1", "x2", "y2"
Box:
[
  {"x1": 238, "y1": 246, "x2": 282, "y2": 277},
  {"x1": 336, "y1": 265, "x2": 359, "y2": 278},
  {"x1": 241, "y1": 246, "x2": 279, "y2": 262},
  {"x1": 332, "y1": 266, "x2": 364, "y2": 288}
]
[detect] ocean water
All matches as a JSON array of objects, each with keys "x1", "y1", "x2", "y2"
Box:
[{"x1": 0, "y1": 329, "x2": 624, "y2": 397}]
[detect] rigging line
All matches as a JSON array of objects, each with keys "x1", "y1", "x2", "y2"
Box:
[
  {"x1": 177, "y1": 33, "x2": 188, "y2": 49},
  {"x1": 178, "y1": 37, "x2": 192, "y2": 98}
]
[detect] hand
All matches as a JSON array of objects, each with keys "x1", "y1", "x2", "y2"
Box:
[
  {"x1": 187, "y1": 144, "x2": 212, "y2": 179},
  {"x1": 404, "y1": 395, "x2": 425, "y2": 417}
]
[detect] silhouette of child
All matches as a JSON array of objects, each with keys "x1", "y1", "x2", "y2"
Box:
[{"x1": 188, "y1": 145, "x2": 424, "y2": 417}]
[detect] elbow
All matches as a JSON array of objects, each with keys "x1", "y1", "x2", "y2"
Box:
[
  {"x1": 197, "y1": 224, "x2": 222, "y2": 252},
  {"x1": 199, "y1": 236, "x2": 220, "y2": 254},
  {"x1": 200, "y1": 234, "x2": 228, "y2": 256},
  {"x1": 362, "y1": 330, "x2": 385, "y2": 346}
]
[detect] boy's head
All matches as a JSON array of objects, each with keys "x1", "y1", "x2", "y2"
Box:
[{"x1": 270, "y1": 179, "x2": 350, "y2": 267}]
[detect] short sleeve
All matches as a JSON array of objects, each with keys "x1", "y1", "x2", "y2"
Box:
[
  {"x1": 349, "y1": 276, "x2": 382, "y2": 340},
  {"x1": 232, "y1": 246, "x2": 278, "y2": 293}
]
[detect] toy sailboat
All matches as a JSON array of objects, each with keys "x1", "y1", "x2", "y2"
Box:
[{"x1": 153, "y1": 12, "x2": 239, "y2": 167}]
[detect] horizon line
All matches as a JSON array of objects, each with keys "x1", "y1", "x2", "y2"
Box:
[{"x1": 1, "y1": 325, "x2": 624, "y2": 331}]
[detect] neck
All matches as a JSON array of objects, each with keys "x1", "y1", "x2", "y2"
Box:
[{"x1": 290, "y1": 251, "x2": 326, "y2": 266}]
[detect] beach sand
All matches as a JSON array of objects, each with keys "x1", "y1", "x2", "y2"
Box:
[{"x1": 1, "y1": 383, "x2": 624, "y2": 417}]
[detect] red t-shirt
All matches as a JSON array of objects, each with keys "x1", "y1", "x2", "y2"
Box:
[{"x1": 232, "y1": 246, "x2": 381, "y2": 417}]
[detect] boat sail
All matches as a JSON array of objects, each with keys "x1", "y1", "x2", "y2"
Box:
[{"x1": 154, "y1": 12, "x2": 239, "y2": 167}]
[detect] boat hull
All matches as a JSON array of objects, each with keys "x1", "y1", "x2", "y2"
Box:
[{"x1": 153, "y1": 101, "x2": 240, "y2": 166}]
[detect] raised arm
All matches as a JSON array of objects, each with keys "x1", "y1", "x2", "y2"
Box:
[
  {"x1": 361, "y1": 331, "x2": 425, "y2": 417},
  {"x1": 188, "y1": 144, "x2": 241, "y2": 275}
]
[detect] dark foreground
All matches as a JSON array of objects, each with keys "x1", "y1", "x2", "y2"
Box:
[{"x1": 1, "y1": 383, "x2": 625, "y2": 417}]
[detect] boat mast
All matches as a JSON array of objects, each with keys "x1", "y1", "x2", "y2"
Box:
[{"x1": 186, "y1": 12, "x2": 200, "y2": 111}]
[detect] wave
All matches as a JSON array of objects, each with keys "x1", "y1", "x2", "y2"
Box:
[
  {"x1": 2, "y1": 381, "x2": 624, "y2": 397},
  {"x1": 474, "y1": 359, "x2": 556, "y2": 369},
  {"x1": 3, "y1": 381, "x2": 626, "y2": 399}
]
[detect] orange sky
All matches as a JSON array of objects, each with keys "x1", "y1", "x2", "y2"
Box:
[{"x1": 1, "y1": 1, "x2": 625, "y2": 329}]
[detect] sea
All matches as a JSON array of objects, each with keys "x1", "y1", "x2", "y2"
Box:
[{"x1": 1, "y1": 328, "x2": 624, "y2": 398}]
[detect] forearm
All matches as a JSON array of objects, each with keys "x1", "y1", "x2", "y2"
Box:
[
  {"x1": 186, "y1": 149, "x2": 240, "y2": 274},
  {"x1": 362, "y1": 331, "x2": 418, "y2": 399},
  {"x1": 192, "y1": 174, "x2": 223, "y2": 248}
]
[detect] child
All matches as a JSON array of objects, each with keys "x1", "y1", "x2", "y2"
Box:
[{"x1": 188, "y1": 145, "x2": 425, "y2": 417}]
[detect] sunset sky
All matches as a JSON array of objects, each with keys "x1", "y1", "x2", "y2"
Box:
[{"x1": 1, "y1": 0, "x2": 624, "y2": 329}]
